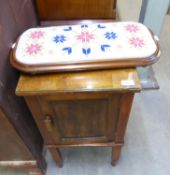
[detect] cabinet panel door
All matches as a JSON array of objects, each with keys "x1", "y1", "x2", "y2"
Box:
[
  {"x1": 36, "y1": 0, "x2": 116, "y2": 20},
  {"x1": 37, "y1": 92, "x2": 120, "y2": 144}
]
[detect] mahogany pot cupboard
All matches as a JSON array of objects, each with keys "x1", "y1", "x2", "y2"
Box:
[
  {"x1": 1, "y1": 0, "x2": 160, "y2": 173},
  {"x1": 13, "y1": 18, "x2": 160, "y2": 168},
  {"x1": 16, "y1": 69, "x2": 141, "y2": 167}
]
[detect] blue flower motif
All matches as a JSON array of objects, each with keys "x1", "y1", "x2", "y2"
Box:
[
  {"x1": 101, "y1": 45, "x2": 110, "y2": 52},
  {"x1": 105, "y1": 32, "x2": 117, "y2": 40},
  {"x1": 97, "y1": 24, "x2": 106, "y2": 29},
  {"x1": 53, "y1": 35, "x2": 66, "y2": 43},
  {"x1": 62, "y1": 47, "x2": 72, "y2": 55},
  {"x1": 82, "y1": 48, "x2": 91, "y2": 55},
  {"x1": 63, "y1": 27, "x2": 72, "y2": 31},
  {"x1": 81, "y1": 24, "x2": 88, "y2": 28}
]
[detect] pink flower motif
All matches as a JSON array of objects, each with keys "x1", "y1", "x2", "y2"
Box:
[
  {"x1": 129, "y1": 37, "x2": 144, "y2": 48},
  {"x1": 76, "y1": 32, "x2": 94, "y2": 43},
  {"x1": 125, "y1": 24, "x2": 139, "y2": 33},
  {"x1": 26, "y1": 44, "x2": 42, "y2": 55},
  {"x1": 30, "y1": 31, "x2": 44, "y2": 39}
]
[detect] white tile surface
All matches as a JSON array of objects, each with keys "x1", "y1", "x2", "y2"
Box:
[{"x1": 15, "y1": 22, "x2": 157, "y2": 65}]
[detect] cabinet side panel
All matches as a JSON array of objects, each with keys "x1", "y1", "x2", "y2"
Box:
[{"x1": 0, "y1": 108, "x2": 33, "y2": 161}]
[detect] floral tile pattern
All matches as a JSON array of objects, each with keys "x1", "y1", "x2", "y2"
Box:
[
  {"x1": 30, "y1": 31, "x2": 44, "y2": 39},
  {"x1": 129, "y1": 37, "x2": 145, "y2": 48},
  {"x1": 125, "y1": 24, "x2": 139, "y2": 33},
  {"x1": 53, "y1": 35, "x2": 66, "y2": 43},
  {"x1": 105, "y1": 32, "x2": 117, "y2": 40},
  {"x1": 76, "y1": 32, "x2": 94, "y2": 43},
  {"x1": 15, "y1": 22, "x2": 158, "y2": 65},
  {"x1": 26, "y1": 44, "x2": 42, "y2": 55}
]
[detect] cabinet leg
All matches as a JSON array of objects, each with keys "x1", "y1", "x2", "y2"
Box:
[
  {"x1": 49, "y1": 148, "x2": 63, "y2": 168},
  {"x1": 111, "y1": 145, "x2": 122, "y2": 166}
]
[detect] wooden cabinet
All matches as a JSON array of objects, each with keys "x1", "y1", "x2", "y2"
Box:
[
  {"x1": 0, "y1": 108, "x2": 46, "y2": 175},
  {"x1": 16, "y1": 69, "x2": 141, "y2": 167},
  {"x1": 0, "y1": 0, "x2": 46, "y2": 174},
  {"x1": 35, "y1": 0, "x2": 116, "y2": 20}
]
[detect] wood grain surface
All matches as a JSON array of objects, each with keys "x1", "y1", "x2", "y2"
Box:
[
  {"x1": 16, "y1": 68, "x2": 141, "y2": 95},
  {"x1": 35, "y1": 0, "x2": 116, "y2": 20}
]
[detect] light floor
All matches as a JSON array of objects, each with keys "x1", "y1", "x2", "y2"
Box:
[{"x1": 1, "y1": 1, "x2": 170, "y2": 174}]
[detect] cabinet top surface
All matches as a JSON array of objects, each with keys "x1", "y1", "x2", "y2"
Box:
[{"x1": 16, "y1": 68, "x2": 141, "y2": 95}]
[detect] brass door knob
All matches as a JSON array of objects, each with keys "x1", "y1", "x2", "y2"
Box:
[{"x1": 44, "y1": 115, "x2": 53, "y2": 132}]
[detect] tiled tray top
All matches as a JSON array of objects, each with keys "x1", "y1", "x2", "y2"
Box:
[{"x1": 11, "y1": 22, "x2": 160, "y2": 73}]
